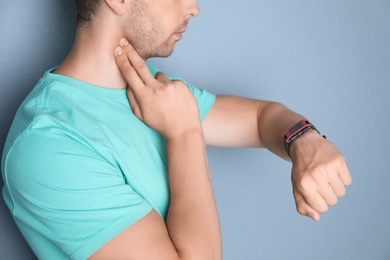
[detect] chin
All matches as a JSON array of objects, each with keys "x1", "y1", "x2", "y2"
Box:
[
  {"x1": 147, "y1": 42, "x2": 176, "y2": 59},
  {"x1": 147, "y1": 49, "x2": 174, "y2": 59}
]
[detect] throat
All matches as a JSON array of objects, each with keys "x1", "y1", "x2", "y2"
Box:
[{"x1": 54, "y1": 50, "x2": 127, "y2": 90}]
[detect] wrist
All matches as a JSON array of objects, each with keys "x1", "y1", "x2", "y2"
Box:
[
  {"x1": 288, "y1": 129, "x2": 322, "y2": 157},
  {"x1": 283, "y1": 119, "x2": 325, "y2": 157},
  {"x1": 166, "y1": 128, "x2": 205, "y2": 144}
]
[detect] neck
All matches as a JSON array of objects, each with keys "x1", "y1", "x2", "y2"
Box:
[{"x1": 55, "y1": 23, "x2": 136, "y2": 90}]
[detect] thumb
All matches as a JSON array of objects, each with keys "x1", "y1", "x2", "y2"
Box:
[{"x1": 294, "y1": 191, "x2": 321, "y2": 222}]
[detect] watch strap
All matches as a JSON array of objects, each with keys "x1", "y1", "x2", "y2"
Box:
[{"x1": 283, "y1": 119, "x2": 323, "y2": 157}]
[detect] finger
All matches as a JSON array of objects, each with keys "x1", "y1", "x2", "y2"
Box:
[
  {"x1": 120, "y1": 38, "x2": 155, "y2": 85},
  {"x1": 155, "y1": 71, "x2": 170, "y2": 84},
  {"x1": 294, "y1": 190, "x2": 321, "y2": 221},
  {"x1": 115, "y1": 46, "x2": 144, "y2": 94},
  {"x1": 318, "y1": 184, "x2": 338, "y2": 206},
  {"x1": 127, "y1": 87, "x2": 143, "y2": 120},
  {"x1": 329, "y1": 176, "x2": 347, "y2": 198},
  {"x1": 338, "y1": 157, "x2": 352, "y2": 186},
  {"x1": 298, "y1": 184, "x2": 329, "y2": 214}
]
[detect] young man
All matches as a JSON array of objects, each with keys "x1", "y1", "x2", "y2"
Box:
[{"x1": 1, "y1": 0, "x2": 351, "y2": 259}]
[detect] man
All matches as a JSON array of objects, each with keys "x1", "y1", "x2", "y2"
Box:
[{"x1": 1, "y1": 0, "x2": 351, "y2": 259}]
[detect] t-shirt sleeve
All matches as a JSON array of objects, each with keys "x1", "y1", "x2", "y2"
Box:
[
  {"x1": 3, "y1": 126, "x2": 153, "y2": 259},
  {"x1": 183, "y1": 80, "x2": 216, "y2": 121},
  {"x1": 147, "y1": 63, "x2": 216, "y2": 121}
]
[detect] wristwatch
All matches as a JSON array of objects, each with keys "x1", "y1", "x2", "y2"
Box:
[{"x1": 283, "y1": 119, "x2": 324, "y2": 157}]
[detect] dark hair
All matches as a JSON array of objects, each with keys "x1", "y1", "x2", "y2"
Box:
[{"x1": 75, "y1": 0, "x2": 102, "y2": 24}]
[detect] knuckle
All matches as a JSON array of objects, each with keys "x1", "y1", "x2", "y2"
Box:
[
  {"x1": 296, "y1": 205, "x2": 307, "y2": 216},
  {"x1": 164, "y1": 82, "x2": 175, "y2": 89},
  {"x1": 124, "y1": 70, "x2": 135, "y2": 81},
  {"x1": 312, "y1": 168, "x2": 326, "y2": 181},
  {"x1": 335, "y1": 155, "x2": 346, "y2": 167},
  {"x1": 151, "y1": 85, "x2": 163, "y2": 95},
  {"x1": 137, "y1": 90, "x2": 148, "y2": 100},
  {"x1": 318, "y1": 204, "x2": 328, "y2": 214},
  {"x1": 118, "y1": 59, "x2": 130, "y2": 71},
  {"x1": 326, "y1": 154, "x2": 346, "y2": 168},
  {"x1": 296, "y1": 176, "x2": 313, "y2": 191},
  {"x1": 133, "y1": 61, "x2": 146, "y2": 71}
]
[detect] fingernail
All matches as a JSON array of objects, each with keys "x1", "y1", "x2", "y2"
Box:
[
  {"x1": 120, "y1": 38, "x2": 129, "y2": 46},
  {"x1": 115, "y1": 47, "x2": 123, "y2": 56},
  {"x1": 309, "y1": 213, "x2": 319, "y2": 222}
]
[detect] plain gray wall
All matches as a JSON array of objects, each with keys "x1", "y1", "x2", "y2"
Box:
[{"x1": 1, "y1": 1, "x2": 389, "y2": 259}]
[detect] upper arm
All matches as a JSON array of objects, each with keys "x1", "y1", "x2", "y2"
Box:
[
  {"x1": 89, "y1": 210, "x2": 180, "y2": 260},
  {"x1": 202, "y1": 95, "x2": 266, "y2": 148},
  {"x1": 4, "y1": 128, "x2": 179, "y2": 259}
]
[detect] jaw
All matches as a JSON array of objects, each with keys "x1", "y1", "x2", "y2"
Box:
[{"x1": 134, "y1": 40, "x2": 176, "y2": 60}]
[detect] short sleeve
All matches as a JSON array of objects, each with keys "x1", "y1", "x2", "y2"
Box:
[
  {"x1": 147, "y1": 63, "x2": 216, "y2": 120},
  {"x1": 182, "y1": 80, "x2": 216, "y2": 120},
  {"x1": 3, "y1": 126, "x2": 153, "y2": 259}
]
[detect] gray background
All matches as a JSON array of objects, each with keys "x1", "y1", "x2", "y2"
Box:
[{"x1": 1, "y1": 1, "x2": 389, "y2": 259}]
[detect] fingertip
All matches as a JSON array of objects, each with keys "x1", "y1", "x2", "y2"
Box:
[
  {"x1": 347, "y1": 173, "x2": 353, "y2": 185},
  {"x1": 341, "y1": 172, "x2": 353, "y2": 187},
  {"x1": 120, "y1": 38, "x2": 129, "y2": 47},
  {"x1": 115, "y1": 47, "x2": 123, "y2": 56},
  {"x1": 309, "y1": 212, "x2": 320, "y2": 222},
  {"x1": 296, "y1": 196, "x2": 320, "y2": 221}
]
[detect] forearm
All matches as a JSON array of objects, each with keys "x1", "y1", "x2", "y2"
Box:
[
  {"x1": 256, "y1": 102, "x2": 306, "y2": 160},
  {"x1": 165, "y1": 131, "x2": 222, "y2": 260},
  {"x1": 203, "y1": 96, "x2": 308, "y2": 154},
  {"x1": 202, "y1": 95, "x2": 351, "y2": 223}
]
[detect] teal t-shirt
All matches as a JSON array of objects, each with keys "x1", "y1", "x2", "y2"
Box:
[{"x1": 1, "y1": 64, "x2": 216, "y2": 259}]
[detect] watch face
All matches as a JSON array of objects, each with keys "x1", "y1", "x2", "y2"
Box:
[
  {"x1": 285, "y1": 120, "x2": 312, "y2": 140},
  {"x1": 288, "y1": 122, "x2": 305, "y2": 135}
]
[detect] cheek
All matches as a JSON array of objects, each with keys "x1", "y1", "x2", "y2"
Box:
[{"x1": 158, "y1": 12, "x2": 181, "y2": 31}]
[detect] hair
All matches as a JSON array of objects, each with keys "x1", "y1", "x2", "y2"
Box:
[{"x1": 75, "y1": 0, "x2": 102, "y2": 25}]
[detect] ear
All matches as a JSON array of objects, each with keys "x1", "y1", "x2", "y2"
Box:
[{"x1": 104, "y1": 0, "x2": 127, "y2": 15}]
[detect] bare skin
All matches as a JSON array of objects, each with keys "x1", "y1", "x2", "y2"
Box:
[
  {"x1": 202, "y1": 95, "x2": 351, "y2": 220},
  {"x1": 90, "y1": 39, "x2": 221, "y2": 260},
  {"x1": 52, "y1": 0, "x2": 351, "y2": 258}
]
